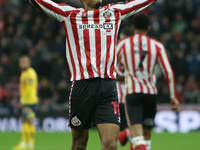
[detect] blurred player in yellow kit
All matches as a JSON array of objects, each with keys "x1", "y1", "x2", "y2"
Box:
[{"x1": 13, "y1": 56, "x2": 38, "y2": 150}]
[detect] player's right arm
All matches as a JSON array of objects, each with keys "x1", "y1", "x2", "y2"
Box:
[
  {"x1": 157, "y1": 43, "x2": 179, "y2": 110},
  {"x1": 29, "y1": 0, "x2": 76, "y2": 22},
  {"x1": 110, "y1": 0, "x2": 157, "y2": 20}
]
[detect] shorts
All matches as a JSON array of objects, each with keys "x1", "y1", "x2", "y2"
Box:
[
  {"x1": 119, "y1": 103, "x2": 128, "y2": 131},
  {"x1": 125, "y1": 93, "x2": 157, "y2": 128},
  {"x1": 21, "y1": 104, "x2": 36, "y2": 119},
  {"x1": 69, "y1": 78, "x2": 120, "y2": 130}
]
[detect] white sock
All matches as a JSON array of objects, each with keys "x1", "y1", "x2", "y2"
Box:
[
  {"x1": 145, "y1": 140, "x2": 151, "y2": 150},
  {"x1": 28, "y1": 142, "x2": 34, "y2": 148},
  {"x1": 131, "y1": 136, "x2": 145, "y2": 149},
  {"x1": 126, "y1": 129, "x2": 132, "y2": 143},
  {"x1": 20, "y1": 142, "x2": 26, "y2": 147}
]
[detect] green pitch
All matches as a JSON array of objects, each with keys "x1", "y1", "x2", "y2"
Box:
[{"x1": 0, "y1": 130, "x2": 199, "y2": 150}]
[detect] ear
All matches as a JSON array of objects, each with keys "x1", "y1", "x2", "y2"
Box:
[
  {"x1": 147, "y1": 26, "x2": 151, "y2": 32},
  {"x1": 132, "y1": 25, "x2": 135, "y2": 30}
]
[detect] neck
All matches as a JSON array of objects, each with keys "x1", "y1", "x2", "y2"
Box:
[
  {"x1": 134, "y1": 30, "x2": 148, "y2": 35},
  {"x1": 85, "y1": 5, "x2": 101, "y2": 11},
  {"x1": 22, "y1": 67, "x2": 29, "y2": 71}
]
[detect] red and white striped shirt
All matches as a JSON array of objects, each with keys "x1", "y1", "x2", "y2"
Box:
[
  {"x1": 117, "y1": 33, "x2": 176, "y2": 98},
  {"x1": 116, "y1": 44, "x2": 126, "y2": 104},
  {"x1": 30, "y1": 0, "x2": 156, "y2": 81}
]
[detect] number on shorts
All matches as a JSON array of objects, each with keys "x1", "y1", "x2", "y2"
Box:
[{"x1": 111, "y1": 101, "x2": 120, "y2": 115}]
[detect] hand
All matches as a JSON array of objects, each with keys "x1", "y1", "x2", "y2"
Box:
[{"x1": 171, "y1": 98, "x2": 179, "y2": 111}]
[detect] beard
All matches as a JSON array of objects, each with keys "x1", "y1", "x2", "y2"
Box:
[{"x1": 94, "y1": 1, "x2": 102, "y2": 9}]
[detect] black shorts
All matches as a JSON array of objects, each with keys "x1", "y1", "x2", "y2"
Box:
[
  {"x1": 69, "y1": 78, "x2": 120, "y2": 130},
  {"x1": 126, "y1": 93, "x2": 157, "y2": 128},
  {"x1": 119, "y1": 103, "x2": 128, "y2": 131}
]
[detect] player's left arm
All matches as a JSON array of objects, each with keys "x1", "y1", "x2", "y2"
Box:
[
  {"x1": 110, "y1": 0, "x2": 157, "y2": 20},
  {"x1": 157, "y1": 44, "x2": 179, "y2": 110}
]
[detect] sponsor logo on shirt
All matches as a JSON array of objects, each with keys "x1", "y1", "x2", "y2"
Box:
[
  {"x1": 79, "y1": 23, "x2": 113, "y2": 30},
  {"x1": 103, "y1": 23, "x2": 113, "y2": 30}
]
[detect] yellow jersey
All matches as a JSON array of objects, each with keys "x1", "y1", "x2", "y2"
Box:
[{"x1": 20, "y1": 67, "x2": 38, "y2": 105}]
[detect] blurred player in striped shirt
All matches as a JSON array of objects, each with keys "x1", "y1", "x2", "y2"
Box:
[
  {"x1": 29, "y1": 0, "x2": 157, "y2": 149},
  {"x1": 116, "y1": 27, "x2": 134, "y2": 147},
  {"x1": 117, "y1": 14, "x2": 179, "y2": 150}
]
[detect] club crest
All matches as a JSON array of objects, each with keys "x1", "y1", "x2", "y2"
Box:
[
  {"x1": 71, "y1": 116, "x2": 81, "y2": 126},
  {"x1": 103, "y1": 10, "x2": 112, "y2": 18}
]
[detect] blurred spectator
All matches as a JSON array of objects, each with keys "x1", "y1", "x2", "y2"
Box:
[
  {"x1": 52, "y1": 35, "x2": 65, "y2": 58},
  {"x1": 184, "y1": 75, "x2": 200, "y2": 103},
  {"x1": 9, "y1": 49, "x2": 21, "y2": 75},
  {"x1": 4, "y1": 76, "x2": 19, "y2": 108},
  {"x1": 38, "y1": 78, "x2": 53, "y2": 102},
  {"x1": 0, "y1": 85, "x2": 6, "y2": 106},
  {"x1": 160, "y1": 17, "x2": 171, "y2": 33},
  {"x1": 0, "y1": 12, "x2": 6, "y2": 36},
  {"x1": 40, "y1": 54, "x2": 53, "y2": 78},
  {"x1": 157, "y1": 86, "x2": 170, "y2": 104},
  {"x1": 173, "y1": 13, "x2": 188, "y2": 33},
  {"x1": 186, "y1": 42, "x2": 200, "y2": 75},
  {"x1": 172, "y1": 50, "x2": 188, "y2": 76},
  {"x1": 0, "y1": 66, "x2": 7, "y2": 85},
  {"x1": 0, "y1": 54, "x2": 12, "y2": 76},
  {"x1": 38, "y1": 79, "x2": 54, "y2": 112},
  {"x1": 183, "y1": 0, "x2": 196, "y2": 23},
  {"x1": 56, "y1": 80, "x2": 70, "y2": 104},
  {"x1": 150, "y1": 14, "x2": 160, "y2": 37},
  {"x1": 51, "y1": 58, "x2": 67, "y2": 84},
  {"x1": 29, "y1": 48, "x2": 42, "y2": 73},
  {"x1": 0, "y1": 37, "x2": 10, "y2": 55}
]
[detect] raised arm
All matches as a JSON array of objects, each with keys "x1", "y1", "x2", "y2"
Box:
[
  {"x1": 29, "y1": 0, "x2": 76, "y2": 22},
  {"x1": 110, "y1": 0, "x2": 156, "y2": 20}
]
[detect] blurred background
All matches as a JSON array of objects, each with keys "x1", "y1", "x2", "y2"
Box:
[{"x1": 0, "y1": 0, "x2": 200, "y2": 136}]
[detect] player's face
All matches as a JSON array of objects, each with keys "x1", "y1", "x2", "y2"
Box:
[
  {"x1": 19, "y1": 57, "x2": 30, "y2": 71},
  {"x1": 85, "y1": 0, "x2": 102, "y2": 9}
]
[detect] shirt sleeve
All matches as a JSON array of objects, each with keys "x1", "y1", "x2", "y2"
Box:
[
  {"x1": 157, "y1": 43, "x2": 176, "y2": 99},
  {"x1": 110, "y1": 0, "x2": 156, "y2": 20},
  {"x1": 29, "y1": 0, "x2": 76, "y2": 22},
  {"x1": 116, "y1": 40, "x2": 126, "y2": 76}
]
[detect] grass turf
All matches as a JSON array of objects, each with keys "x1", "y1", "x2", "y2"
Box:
[{"x1": 0, "y1": 130, "x2": 199, "y2": 150}]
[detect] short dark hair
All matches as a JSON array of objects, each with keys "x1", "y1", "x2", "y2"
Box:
[
  {"x1": 120, "y1": 27, "x2": 134, "y2": 37},
  {"x1": 133, "y1": 14, "x2": 150, "y2": 30}
]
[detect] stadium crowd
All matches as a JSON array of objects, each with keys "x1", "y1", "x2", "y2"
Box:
[{"x1": 0, "y1": 0, "x2": 200, "y2": 114}]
